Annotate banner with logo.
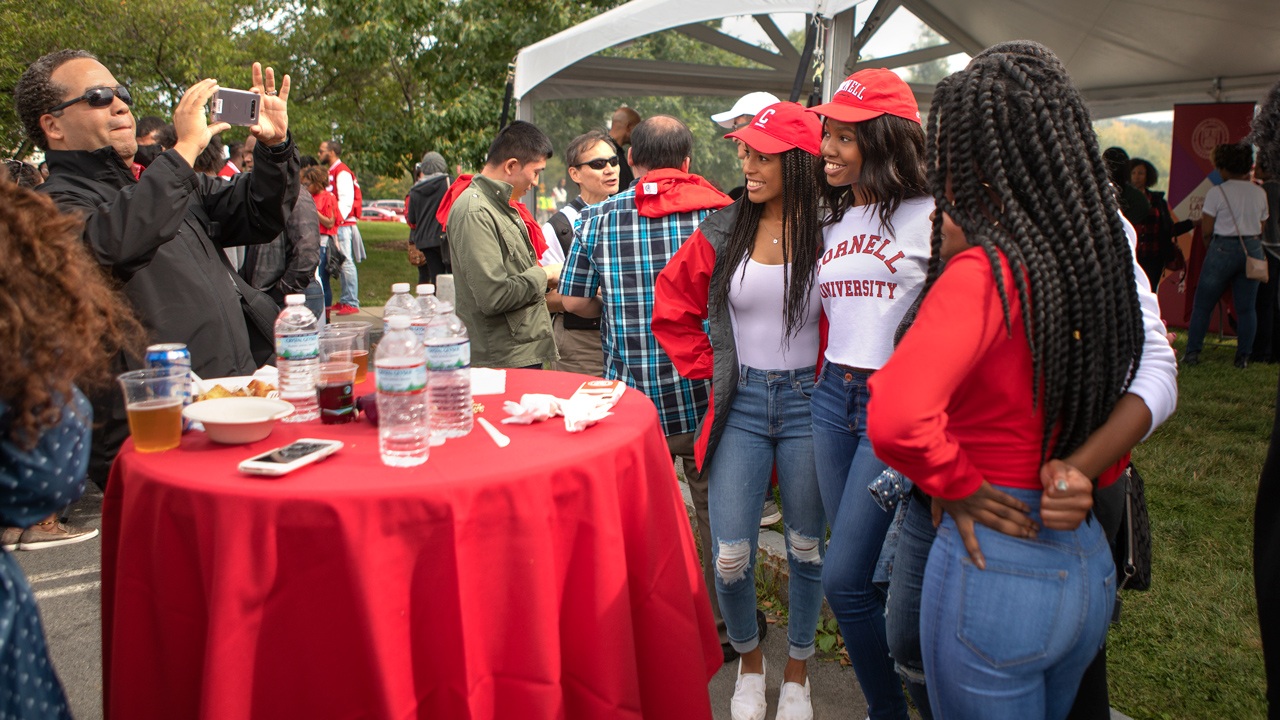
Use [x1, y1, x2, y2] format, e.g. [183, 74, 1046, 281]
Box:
[1159, 102, 1256, 328]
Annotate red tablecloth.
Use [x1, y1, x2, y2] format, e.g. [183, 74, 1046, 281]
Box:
[101, 370, 720, 719]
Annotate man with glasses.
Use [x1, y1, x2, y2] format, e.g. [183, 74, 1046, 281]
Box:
[15, 49, 299, 489]
[540, 130, 620, 376]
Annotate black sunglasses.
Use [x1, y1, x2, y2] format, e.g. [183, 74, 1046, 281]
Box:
[574, 155, 619, 171]
[47, 85, 133, 114]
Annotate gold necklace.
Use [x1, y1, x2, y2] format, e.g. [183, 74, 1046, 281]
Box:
[761, 219, 784, 245]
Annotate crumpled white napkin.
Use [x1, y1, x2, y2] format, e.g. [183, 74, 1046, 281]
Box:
[501, 393, 614, 432]
[501, 394, 562, 424]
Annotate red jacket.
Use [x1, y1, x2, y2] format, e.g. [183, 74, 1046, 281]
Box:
[652, 202, 825, 471]
[326, 160, 362, 226]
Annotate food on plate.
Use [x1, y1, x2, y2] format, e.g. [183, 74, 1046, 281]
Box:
[195, 378, 277, 402]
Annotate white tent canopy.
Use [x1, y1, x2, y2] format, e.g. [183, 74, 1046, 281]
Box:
[514, 0, 1280, 120]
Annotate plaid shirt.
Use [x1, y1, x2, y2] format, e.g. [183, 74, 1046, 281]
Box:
[561, 188, 712, 436]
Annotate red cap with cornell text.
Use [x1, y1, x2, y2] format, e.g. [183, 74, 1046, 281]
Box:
[724, 102, 822, 156]
[807, 68, 922, 124]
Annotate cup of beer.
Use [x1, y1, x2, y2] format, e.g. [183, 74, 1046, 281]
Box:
[319, 328, 356, 363]
[118, 367, 188, 452]
[315, 361, 358, 425]
[326, 322, 371, 383]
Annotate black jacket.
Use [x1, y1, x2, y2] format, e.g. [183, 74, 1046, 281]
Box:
[406, 173, 450, 250]
[41, 140, 299, 375]
[242, 189, 321, 305]
[40, 138, 299, 484]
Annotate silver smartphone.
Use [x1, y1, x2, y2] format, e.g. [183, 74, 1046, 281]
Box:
[210, 88, 260, 126]
[238, 438, 343, 477]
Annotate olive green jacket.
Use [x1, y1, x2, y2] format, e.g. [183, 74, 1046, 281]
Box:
[446, 174, 556, 368]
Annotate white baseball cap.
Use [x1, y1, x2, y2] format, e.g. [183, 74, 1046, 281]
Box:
[711, 92, 783, 129]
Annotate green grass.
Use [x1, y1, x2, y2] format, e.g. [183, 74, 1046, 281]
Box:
[1109, 334, 1273, 718]
[331, 222, 417, 307]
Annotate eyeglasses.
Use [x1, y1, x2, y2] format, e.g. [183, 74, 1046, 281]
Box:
[574, 155, 619, 171]
[47, 85, 133, 114]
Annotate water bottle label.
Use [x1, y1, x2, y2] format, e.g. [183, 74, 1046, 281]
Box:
[277, 332, 319, 360]
[376, 362, 427, 393]
[411, 324, 428, 343]
[426, 340, 470, 370]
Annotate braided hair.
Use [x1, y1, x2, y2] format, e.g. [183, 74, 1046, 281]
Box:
[710, 148, 823, 344]
[925, 40, 1144, 461]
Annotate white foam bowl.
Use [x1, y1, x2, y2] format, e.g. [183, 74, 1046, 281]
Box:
[182, 397, 295, 444]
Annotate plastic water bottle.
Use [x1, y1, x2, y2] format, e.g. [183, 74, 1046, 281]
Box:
[424, 300, 473, 440]
[413, 284, 440, 347]
[383, 283, 420, 340]
[375, 315, 430, 466]
[275, 294, 319, 422]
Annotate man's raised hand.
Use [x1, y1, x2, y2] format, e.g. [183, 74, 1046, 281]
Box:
[249, 62, 290, 146]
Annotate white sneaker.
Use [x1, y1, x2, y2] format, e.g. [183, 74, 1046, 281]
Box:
[731, 657, 767, 720]
[775, 677, 812, 720]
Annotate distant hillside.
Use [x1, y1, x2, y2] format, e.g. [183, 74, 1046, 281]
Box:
[1094, 118, 1174, 193]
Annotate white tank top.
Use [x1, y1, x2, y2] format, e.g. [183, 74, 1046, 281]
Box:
[727, 257, 821, 370]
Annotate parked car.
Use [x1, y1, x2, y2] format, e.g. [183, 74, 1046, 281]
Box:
[369, 199, 406, 215]
[360, 206, 406, 223]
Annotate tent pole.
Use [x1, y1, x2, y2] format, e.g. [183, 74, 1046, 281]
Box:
[789, 14, 818, 103]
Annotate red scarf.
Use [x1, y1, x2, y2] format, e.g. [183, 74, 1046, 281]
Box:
[436, 174, 549, 260]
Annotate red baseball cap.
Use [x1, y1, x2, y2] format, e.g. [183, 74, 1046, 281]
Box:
[808, 68, 921, 125]
[723, 102, 822, 156]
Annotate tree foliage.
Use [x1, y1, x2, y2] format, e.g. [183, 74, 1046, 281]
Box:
[2, 0, 622, 174]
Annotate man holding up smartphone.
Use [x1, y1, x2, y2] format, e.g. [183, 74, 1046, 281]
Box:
[15, 50, 301, 489]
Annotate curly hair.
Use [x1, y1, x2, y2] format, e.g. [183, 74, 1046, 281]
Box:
[1129, 158, 1158, 189]
[925, 40, 1144, 461]
[0, 178, 143, 448]
[711, 148, 824, 343]
[14, 49, 97, 150]
[1212, 142, 1253, 175]
[1249, 78, 1280, 174]
[300, 165, 328, 189]
[819, 113, 928, 235]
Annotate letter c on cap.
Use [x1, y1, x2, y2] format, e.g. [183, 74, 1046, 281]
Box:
[756, 109, 777, 127]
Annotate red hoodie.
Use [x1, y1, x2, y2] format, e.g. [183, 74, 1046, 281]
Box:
[632, 168, 732, 218]
[435, 174, 549, 260]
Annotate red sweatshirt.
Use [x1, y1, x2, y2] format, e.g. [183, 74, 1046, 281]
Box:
[867, 247, 1046, 500]
[868, 247, 1125, 499]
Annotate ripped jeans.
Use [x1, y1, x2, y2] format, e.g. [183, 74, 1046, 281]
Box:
[708, 365, 826, 660]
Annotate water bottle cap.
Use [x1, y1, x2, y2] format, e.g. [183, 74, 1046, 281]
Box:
[391, 283, 411, 293]
[284, 294, 306, 305]
[387, 315, 411, 329]
[416, 284, 435, 295]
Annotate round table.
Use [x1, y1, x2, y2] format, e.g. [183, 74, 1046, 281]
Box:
[101, 370, 720, 719]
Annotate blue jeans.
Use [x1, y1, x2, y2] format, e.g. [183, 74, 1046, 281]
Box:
[811, 362, 909, 719]
[922, 487, 1115, 720]
[709, 366, 825, 660]
[1186, 234, 1263, 358]
[885, 492, 936, 720]
[336, 225, 360, 307]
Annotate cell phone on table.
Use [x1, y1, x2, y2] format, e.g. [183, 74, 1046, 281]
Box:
[238, 439, 343, 477]
[210, 88, 260, 126]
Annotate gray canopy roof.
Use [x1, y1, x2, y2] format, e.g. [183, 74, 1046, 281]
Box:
[514, 0, 1280, 119]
